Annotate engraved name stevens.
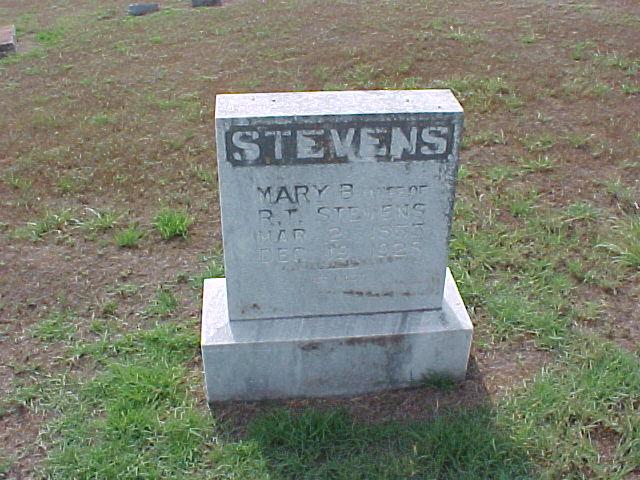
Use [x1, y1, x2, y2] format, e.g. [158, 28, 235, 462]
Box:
[225, 120, 456, 166]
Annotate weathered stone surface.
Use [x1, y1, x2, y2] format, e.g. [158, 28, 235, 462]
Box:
[192, 0, 222, 7]
[215, 90, 464, 321]
[0, 25, 17, 58]
[201, 269, 473, 401]
[127, 3, 159, 16]
[204, 90, 471, 401]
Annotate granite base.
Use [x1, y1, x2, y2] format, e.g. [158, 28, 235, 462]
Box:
[201, 268, 473, 402]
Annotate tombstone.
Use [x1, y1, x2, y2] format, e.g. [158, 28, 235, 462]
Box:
[202, 90, 473, 401]
[127, 3, 159, 16]
[192, 0, 222, 7]
[0, 25, 17, 59]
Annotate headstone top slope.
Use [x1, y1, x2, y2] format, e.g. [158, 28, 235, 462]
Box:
[215, 90, 463, 119]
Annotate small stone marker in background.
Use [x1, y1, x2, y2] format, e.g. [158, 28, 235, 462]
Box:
[0, 25, 17, 58]
[127, 3, 159, 16]
[192, 0, 222, 7]
[202, 90, 473, 401]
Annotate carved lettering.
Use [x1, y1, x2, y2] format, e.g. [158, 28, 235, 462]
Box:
[265, 130, 291, 160]
[330, 128, 356, 159]
[421, 126, 448, 155]
[297, 130, 324, 159]
[231, 131, 260, 163]
[225, 121, 455, 166]
[390, 126, 418, 160]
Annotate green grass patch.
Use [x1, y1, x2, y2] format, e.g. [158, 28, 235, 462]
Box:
[81, 208, 118, 233]
[147, 287, 179, 317]
[232, 407, 533, 479]
[434, 76, 523, 113]
[450, 206, 579, 348]
[192, 164, 215, 185]
[32, 309, 77, 343]
[0, 452, 13, 476]
[444, 27, 485, 44]
[520, 28, 540, 44]
[515, 154, 556, 173]
[56, 175, 85, 195]
[562, 202, 599, 223]
[468, 129, 507, 147]
[15, 210, 75, 240]
[115, 225, 144, 248]
[598, 216, 640, 270]
[571, 41, 594, 61]
[43, 324, 211, 479]
[15, 12, 40, 36]
[89, 113, 117, 125]
[35, 26, 66, 47]
[520, 132, 556, 152]
[594, 52, 639, 76]
[601, 178, 638, 212]
[500, 336, 640, 479]
[621, 82, 640, 95]
[154, 209, 193, 240]
[486, 165, 518, 184]
[2, 172, 32, 190]
[190, 251, 225, 289]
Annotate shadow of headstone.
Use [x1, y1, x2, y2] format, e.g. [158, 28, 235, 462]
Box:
[208, 355, 535, 478]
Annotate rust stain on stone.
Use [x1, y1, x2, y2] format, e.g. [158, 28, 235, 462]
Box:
[345, 334, 404, 347]
[300, 341, 321, 351]
[343, 290, 415, 298]
[240, 303, 261, 314]
[343, 290, 394, 297]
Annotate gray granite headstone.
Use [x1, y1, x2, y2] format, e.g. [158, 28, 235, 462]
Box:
[192, 0, 222, 7]
[0, 25, 17, 58]
[216, 90, 463, 321]
[127, 3, 159, 16]
[202, 90, 473, 401]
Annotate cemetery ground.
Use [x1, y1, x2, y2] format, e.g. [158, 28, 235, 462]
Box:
[0, 0, 638, 478]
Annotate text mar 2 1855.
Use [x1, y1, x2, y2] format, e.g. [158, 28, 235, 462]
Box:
[224, 120, 456, 166]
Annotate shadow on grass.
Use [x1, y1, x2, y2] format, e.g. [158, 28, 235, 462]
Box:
[209, 358, 535, 479]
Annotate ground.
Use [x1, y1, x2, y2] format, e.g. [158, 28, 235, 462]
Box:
[0, 0, 638, 479]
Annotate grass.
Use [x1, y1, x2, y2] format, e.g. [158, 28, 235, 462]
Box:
[89, 113, 116, 125]
[115, 225, 144, 248]
[572, 41, 594, 61]
[520, 28, 539, 45]
[516, 154, 555, 173]
[434, 76, 523, 113]
[110, 282, 141, 298]
[601, 178, 638, 211]
[192, 164, 215, 185]
[562, 202, 599, 223]
[15, 210, 75, 240]
[0, 452, 12, 477]
[501, 336, 640, 479]
[81, 208, 118, 233]
[235, 407, 532, 479]
[35, 27, 66, 47]
[444, 27, 485, 45]
[520, 132, 556, 152]
[3, 173, 32, 191]
[190, 251, 225, 289]
[598, 216, 640, 270]
[147, 287, 179, 317]
[565, 132, 592, 149]
[32, 309, 77, 342]
[42, 324, 211, 479]
[154, 209, 193, 240]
